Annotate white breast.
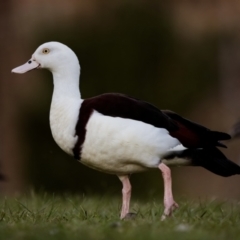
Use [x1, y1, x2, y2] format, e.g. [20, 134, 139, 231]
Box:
[50, 97, 83, 155]
[80, 111, 181, 174]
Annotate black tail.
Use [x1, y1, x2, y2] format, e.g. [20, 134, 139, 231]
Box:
[191, 147, 240, 177]
[166, 147, 240, 177]
[209, 131, 231, 147]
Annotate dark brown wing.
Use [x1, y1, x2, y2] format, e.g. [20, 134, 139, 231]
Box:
[80, 93, 178, 130]
[73, 93, 230, 159]
[73, 93, 178, 159]
[162, 110, 231, 148]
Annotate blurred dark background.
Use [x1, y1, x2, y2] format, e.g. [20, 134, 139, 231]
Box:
[1, 0, 240, 200]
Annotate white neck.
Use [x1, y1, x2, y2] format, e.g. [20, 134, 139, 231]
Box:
[49, 64, 83, 155]
[51, 64, 81, 99]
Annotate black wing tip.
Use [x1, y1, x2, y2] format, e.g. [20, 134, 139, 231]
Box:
[212, 131, 231, 141]
[211, 131, 231, 148]
[190, 147, 240, 177]
[216, 142, 227, 148]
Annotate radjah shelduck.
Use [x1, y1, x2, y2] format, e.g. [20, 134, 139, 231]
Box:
[12, 42, 240, 220]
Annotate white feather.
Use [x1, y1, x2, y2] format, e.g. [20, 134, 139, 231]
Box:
[80, 111, 181, 174]
[50, 97, 82, 155]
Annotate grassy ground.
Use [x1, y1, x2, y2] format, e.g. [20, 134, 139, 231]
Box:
[0, 193, 240, 240]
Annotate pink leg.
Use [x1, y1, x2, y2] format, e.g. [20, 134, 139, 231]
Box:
[118, 175, 132, 219]
[158, 163, 178, 220]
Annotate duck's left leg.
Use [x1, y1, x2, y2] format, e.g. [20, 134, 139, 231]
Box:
[118, 175, 132, 219]
[158, 162, 179, 220]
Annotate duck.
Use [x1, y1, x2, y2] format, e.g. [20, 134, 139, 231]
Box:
[12, 42, 240, 220]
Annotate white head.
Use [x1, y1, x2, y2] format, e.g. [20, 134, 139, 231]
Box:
[12, 42, 80, 77]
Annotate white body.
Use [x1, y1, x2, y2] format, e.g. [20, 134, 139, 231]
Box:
[81, 110, 181, 174]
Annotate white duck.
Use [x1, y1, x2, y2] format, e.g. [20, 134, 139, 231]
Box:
[12, 42, 240, 220]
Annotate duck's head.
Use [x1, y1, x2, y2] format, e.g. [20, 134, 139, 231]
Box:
[12, 42, 80, 75]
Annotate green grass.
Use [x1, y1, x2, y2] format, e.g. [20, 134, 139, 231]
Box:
[0, 193, 240, 240]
